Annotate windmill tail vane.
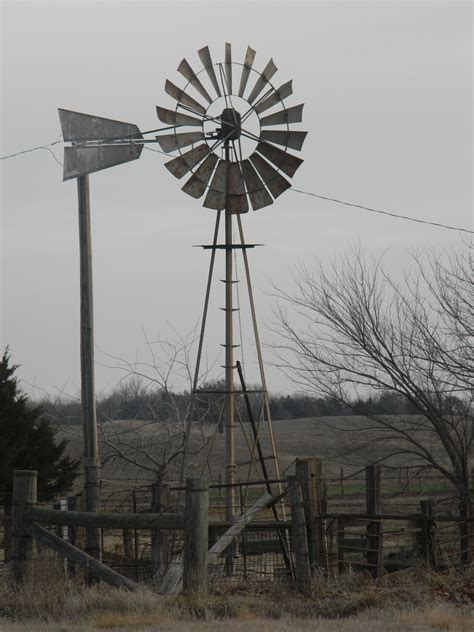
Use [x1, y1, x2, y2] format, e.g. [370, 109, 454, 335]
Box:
[58, 43, 307, 202]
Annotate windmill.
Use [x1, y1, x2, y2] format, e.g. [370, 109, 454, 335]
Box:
[155, 43, 307, 531]
[58, 43, 307, 569]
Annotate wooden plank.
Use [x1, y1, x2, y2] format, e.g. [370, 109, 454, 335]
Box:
[27, 507, 184, 530]
[30, 522, 139, 591]
[160, 491, 275, 595]
[183, 477, 209, 597]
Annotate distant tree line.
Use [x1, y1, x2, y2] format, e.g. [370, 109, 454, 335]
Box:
[37, 378, 431, 425]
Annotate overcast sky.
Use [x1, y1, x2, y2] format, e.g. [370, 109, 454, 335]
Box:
[1, 0, 472, 400]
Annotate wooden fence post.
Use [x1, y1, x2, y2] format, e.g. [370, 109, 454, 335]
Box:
[366, 465, 382, 577]
[9, 470, 37, 588]
[151, 481, 171, 580]
[183, 477, 209, 598]
[67, 496, 77, 576]
[295, 457, 327, 574]
[287, 476, 311, 594]
[418, 499, 436, 569]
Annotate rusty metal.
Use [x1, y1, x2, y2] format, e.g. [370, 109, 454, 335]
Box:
[63, 144, 143, 181]
[164, 144, 209, 178]
[228, 163, 249, 214]
[58, 109, 142, 143]
[249, 153, 291, 199]
[254, 80, 293, 114]
[156, 131, 204, 153]
[238, 46, 256, 97]
[165, 80, 206, 115]
[260, 104, 304, 126]
[177, 58, 212, 104]
[156, 106, 202, 127]
[181, 153, 219, 198]
[203, 160, 228, 209]
[256, 142, 303, 177]
[260, 130, 308, 151]
[241, 159, 273, 211]
[224, 43, 232, 94]
[248, 58, 278, 104]
[198, 46, 222, 98]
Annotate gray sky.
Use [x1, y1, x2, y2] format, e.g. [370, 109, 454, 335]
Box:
[1, 0, 472, 399]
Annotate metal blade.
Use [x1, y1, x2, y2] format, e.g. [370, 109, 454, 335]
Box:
[238, 46, 256, 97]
[249, 153, 291, 199]
[198, 46, 222, 97]
[156, 131, 204, 153]
[58, 109, 142, 143]
[182, 153, 219, 198]
[165, 80, 206, 115]
[228, 162, 249, 214]
[254, 80, 293, 114]
[256, 142, 303, 178]
[224, 42, 232, 94]
[156, 106, 203, 127]
[63, 144, 143, 181]
[260, 104, 304, 127]
[247, 59, 277, 104]
[203, 160, 228, 210]
[260, 130, 308, 151]
[177, 58, 212, 104]
[164, 144, 209, 179]
[241, 159, 273, 210]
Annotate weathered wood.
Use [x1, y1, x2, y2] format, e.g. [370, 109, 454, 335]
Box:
[27, 507, 184, 530]
[183, 477, 209, 597]
[9, 470, 37, 588]
[78, 174, 101, 565]
[366, 465, 382, 576]
[67, 496, 77, 576]
[295, 457, 327, 573]
[418, 500, 437, 569]
[160, 491, 276, 595]
[30, 522, 139, 591]
[151, 482, 171, 579]
[287, 476, 311, 594]
[337, 520, 345, 574]
[122, 529, 134, 560]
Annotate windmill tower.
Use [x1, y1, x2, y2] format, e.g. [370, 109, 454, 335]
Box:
[155, 43, 308, 526]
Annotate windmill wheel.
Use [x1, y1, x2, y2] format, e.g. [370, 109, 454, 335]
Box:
[156, 43, 308, 213]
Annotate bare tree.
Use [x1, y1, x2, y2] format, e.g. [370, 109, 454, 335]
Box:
[274, 242, 473, 559]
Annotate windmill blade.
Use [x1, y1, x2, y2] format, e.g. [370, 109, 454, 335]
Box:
[58, 109, 142, 143]
[203, 160, 228, 210]
[156, 106, 203, 127]
[247, 59, 278, 104]
[164, 144, 209, 179]
[241, 159, 273, 211]
[249, 153, 291, 199]
[238, 46, 256, 98]
[63, 144, 143, 181]
[254, 80, 293, 114]
[198, 46, 222, 97]
[182, 153, 219, 199]
[260, 104, 304, 127]
[228, 162, 249, 214]
[256, 142, 303, 178]
[224, 42, 232, 94]
[177, 58, 212, 104]
[165, 80, 206, 115]
[260, 130, 308, 151]
[156, 131, 204, 153]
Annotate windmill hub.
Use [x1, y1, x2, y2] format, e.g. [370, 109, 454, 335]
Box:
[219, 108, 241, 142]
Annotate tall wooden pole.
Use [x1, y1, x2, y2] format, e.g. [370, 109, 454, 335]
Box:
[224, 143, 236, 575]
[77, 174, 101, 562]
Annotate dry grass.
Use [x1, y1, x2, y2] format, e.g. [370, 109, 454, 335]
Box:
[0, 565, 472, 631]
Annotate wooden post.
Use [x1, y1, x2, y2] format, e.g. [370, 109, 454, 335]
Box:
[418, 499, 436, 569]
[132, 491, 140, 580]
[295, 457, 326, 574]
[337, 518, 345, 574]
[183, 477, 209, 598]
[78, 174, 101, 565]
[340, 467, 344, 495]
[122, 529, 134, 561]
[366, 465, 382, 577]
[151, 482, 171, 580]
[9, 470, 37, 588]
[67, 496, 77, 576]
[287, 476, 311, 594]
